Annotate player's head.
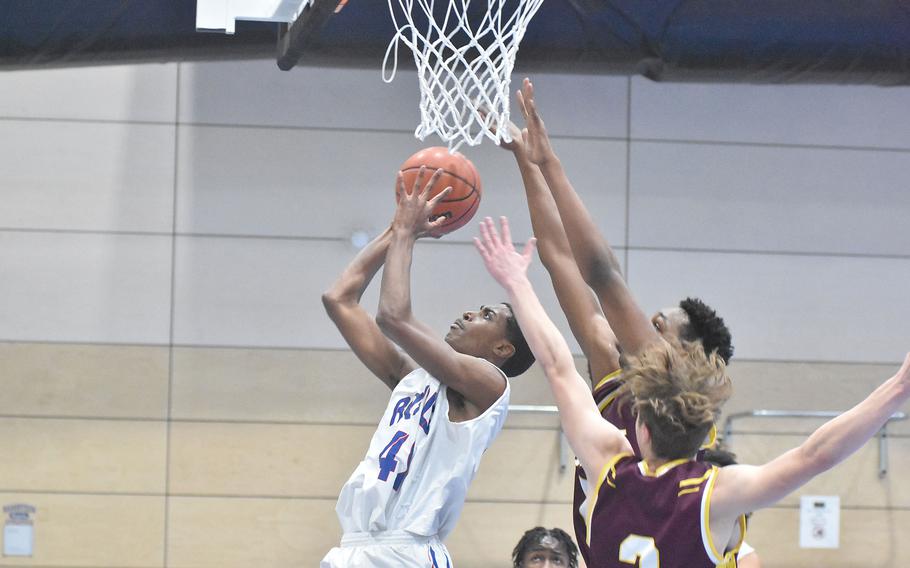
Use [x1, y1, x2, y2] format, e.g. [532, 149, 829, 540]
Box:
[650, 297, 734, 364]
[512, 526, 578, 568]
[445, 302, 534, 377]
[622, 339, 732, 460]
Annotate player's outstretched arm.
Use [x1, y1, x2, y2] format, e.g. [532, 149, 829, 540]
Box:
[516, 78, 660, 355]
[322, 228, 416, 390]
[474, 216, 632, 478]
[376, 168, 508, 414]
[500, 119, 620, 381]
[712, 353, 910, 526]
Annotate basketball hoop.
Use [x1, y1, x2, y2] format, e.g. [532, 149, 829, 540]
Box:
[383, 0, 545, 150]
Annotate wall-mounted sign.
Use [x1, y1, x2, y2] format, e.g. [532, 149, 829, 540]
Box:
[3, 503, 35, 557]
[799, 495, 840, 549]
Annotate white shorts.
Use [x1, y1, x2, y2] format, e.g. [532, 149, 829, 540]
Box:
[321, 531, 452, 568]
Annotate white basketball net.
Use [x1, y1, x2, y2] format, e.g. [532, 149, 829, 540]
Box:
[384, 0, 546, 150]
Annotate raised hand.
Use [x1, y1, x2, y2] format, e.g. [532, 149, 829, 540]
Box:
[477, 103, 526, 154]
[392, 166, 452, 238]
[474, 216, 537, 289]
[516, 77, 557, 166]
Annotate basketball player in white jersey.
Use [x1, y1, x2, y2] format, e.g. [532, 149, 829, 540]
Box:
[320, 168, 535, 567]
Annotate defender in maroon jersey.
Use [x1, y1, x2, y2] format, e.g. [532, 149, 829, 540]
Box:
[586, 455, 742, 567]
[497, 79, 733, 567]
[476, 215, 910, 568]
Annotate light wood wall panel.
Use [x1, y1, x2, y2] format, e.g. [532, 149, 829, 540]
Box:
[746, 506, 910, 568]
[168, 422, 371, 498]
[729, 434, 910, 509]
[167, 497, 339, 568]
[0, 342, 169, 419]
[0, 492, 165, 567]
[447, 502, 578, 567]
[167, 497, 577, 568]
[168, 422, 574, 503]
[0, 418, 166, 493]
[724, 360, 909, 435]
[170, 346, 563, 428]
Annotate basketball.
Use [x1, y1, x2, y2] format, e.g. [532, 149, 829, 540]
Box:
[396, 146, 482, 236]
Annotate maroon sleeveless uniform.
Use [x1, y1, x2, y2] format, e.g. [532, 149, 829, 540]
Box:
[573, 372, 718, 566]
[573, 371, 637, 565]
[585, 455, 743, 567]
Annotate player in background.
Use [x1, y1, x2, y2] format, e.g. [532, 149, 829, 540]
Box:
[512, 527, 579, 568]
[474, 215, 910, 567]
[320, 169, 534, 567]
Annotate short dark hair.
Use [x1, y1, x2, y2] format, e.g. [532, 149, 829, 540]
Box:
[500, 302, 535, 377]
[678, 297, 734, 364]
[702, 447, 738, 468]
[512, 527, 578, 568]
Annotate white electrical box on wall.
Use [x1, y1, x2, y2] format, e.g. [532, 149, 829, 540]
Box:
[3, 524, 33, 557]
[799, 495, 840, 549]
[2, 504, 36, 557]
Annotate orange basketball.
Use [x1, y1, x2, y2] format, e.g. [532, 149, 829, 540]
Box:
[396, 146, 482, 236]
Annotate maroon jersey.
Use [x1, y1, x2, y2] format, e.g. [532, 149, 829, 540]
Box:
[573, 371, 719, 566]
[585, 455, 743, 567]
[573, 370, 637, 565]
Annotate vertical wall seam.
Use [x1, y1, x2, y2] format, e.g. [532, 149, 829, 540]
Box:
[623, 76, 632, 278]
[163, 61, 182, 568]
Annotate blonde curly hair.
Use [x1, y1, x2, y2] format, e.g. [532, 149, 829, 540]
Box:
[619, 339, 732, 459]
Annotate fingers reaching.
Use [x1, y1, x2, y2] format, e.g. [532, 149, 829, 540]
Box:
[521, 237, 537, 261]
[474, 215, 536, 287]
[427, 185, 452, 209]
[473, 236, 491, 260]
[478, 216, 495, 249]
[410, 165, 427, 196]
[421, 169, 444, 200]
[498, 216, 512, 249]
[516, 89, 529, 122]
[484, 216, 504, 249]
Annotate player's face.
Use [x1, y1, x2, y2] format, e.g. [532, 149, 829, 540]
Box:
[445, 303, 512, 355]
[518, 536, 570, 567]
[650, 307, 689, 339]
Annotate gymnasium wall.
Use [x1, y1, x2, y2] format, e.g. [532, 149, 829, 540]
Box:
[0, 60, 908, 567]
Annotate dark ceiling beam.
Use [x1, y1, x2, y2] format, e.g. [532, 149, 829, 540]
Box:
[276, 0, 343, 71]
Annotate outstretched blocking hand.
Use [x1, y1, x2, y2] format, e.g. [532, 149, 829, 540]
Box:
[477, 103, 526, 154]
[474, 216, 537, 289]
[393, 166, 452, 238]
[516, 77, 557, 166]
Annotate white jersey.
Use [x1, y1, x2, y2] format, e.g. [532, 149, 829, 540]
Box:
[334, 365, 510, 540]
[737, 541, 755, 558]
